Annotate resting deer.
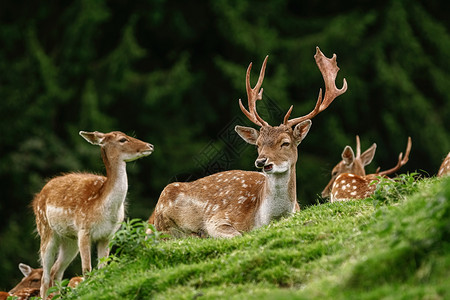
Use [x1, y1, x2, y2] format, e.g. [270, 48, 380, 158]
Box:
[6, 263, 83, 296]
[32, 131, 153, 298]
[152, 47, 347, 238]
[322, 136, 411, 202]
[9, 263, 42, 294]
[437, 152, 450, 177]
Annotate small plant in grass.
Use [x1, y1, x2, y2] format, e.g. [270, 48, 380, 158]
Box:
[45, 278, 72, 300]
[370, 172, 421, 206]
[108, 218, 164, 259]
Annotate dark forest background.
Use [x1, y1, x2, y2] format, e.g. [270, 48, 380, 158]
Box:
[1, 0, 449, 289]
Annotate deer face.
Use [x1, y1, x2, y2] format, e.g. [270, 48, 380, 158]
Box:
[80, 131, 154, 162]
[236, 120, 311, 174]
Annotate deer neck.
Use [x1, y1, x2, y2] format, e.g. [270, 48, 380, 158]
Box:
[101, 148, 128, 213]
[255, 164, 297, 228]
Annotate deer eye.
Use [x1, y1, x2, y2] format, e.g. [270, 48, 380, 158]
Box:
[281, 142, 290, 148]
[332, 171, 338, 177]
[119, 138, 128, 143]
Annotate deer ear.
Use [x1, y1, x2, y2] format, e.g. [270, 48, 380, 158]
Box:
[360, 143, 377, 166]
[293, 120, 312, 145]
[79, 131, 105, 145]
[19, 263, 32, 277]
[341, 146, 355, 166]
[235, 126, 259, 145]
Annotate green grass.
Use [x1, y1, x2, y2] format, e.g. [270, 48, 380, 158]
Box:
[64, 175, 450, 300]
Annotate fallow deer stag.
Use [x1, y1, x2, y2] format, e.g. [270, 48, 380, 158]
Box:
[322, 136, 411, 202]
[33, 131, 153, 298]
[152, 47, 347, 238]
[437, 152, 450, 177]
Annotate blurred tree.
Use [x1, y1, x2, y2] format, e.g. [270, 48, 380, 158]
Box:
[0, 0, 448, 289]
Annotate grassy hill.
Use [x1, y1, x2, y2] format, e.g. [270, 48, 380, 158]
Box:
[62, 175, 450, 300]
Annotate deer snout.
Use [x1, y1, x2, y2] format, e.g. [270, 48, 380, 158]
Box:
[255, 158, 267, 168]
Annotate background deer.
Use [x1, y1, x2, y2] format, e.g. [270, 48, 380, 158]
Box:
[322, 136, 411, 202]
[9, 263, 42, 294]
[6, 263, 83, 296]
[152, 47, 347, 238]
[437, 152, 450, 177]
[33, 131, 153, 298]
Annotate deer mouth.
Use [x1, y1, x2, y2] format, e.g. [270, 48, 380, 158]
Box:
[263, 164, 274, 172]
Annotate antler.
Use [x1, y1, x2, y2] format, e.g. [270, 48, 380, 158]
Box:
[284, 47, 348, 127]
[376, 137, 412, 176]
[239, 56, 269, 127]
[356, 135, 361, 158]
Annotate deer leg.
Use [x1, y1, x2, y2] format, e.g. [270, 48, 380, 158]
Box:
[78, 229, 92, 275]
[40, 235, 58, 299]
[51, 238, 79, 283]
[96, 239, 110, 269]
[205, 218, 241, 238]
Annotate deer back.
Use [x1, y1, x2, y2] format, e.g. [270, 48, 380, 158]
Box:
[330, 173, 378, 202]
[437, 152, 450, 177]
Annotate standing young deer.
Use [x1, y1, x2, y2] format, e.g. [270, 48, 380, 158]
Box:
[437, 152, 450, 177]
[322, 136, 411, 202]
[33, 131, 153, 298]
[152, 47, 347, 238]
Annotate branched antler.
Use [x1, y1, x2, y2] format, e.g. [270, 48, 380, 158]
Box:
[376, 137, 412, 176]
[284, 47, 348, 127]
[239, 56, 269, 127]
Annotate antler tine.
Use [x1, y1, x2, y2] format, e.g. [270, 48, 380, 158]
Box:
[238, 56, 269, 127]
[286, 47, 347, 128]
[356, 135, 361, 158]
[376, 137, 412, 176]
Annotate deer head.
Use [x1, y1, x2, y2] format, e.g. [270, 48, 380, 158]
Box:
[9, 263, 43, 294]
[236, 47, 348, 176]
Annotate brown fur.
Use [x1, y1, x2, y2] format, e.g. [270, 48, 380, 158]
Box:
[437, 152, 450, 177]
[152, 48, 347, 238]
[33, 131, 153, 298]
[323, 136, 411, 202]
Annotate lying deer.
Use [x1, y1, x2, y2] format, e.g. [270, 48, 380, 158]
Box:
[437, 152, 450, 177]
[2, 263, 82, 300]
[322, 135, 411, 202]
[9, 263, 42, 294]
[152, 47, 347, 238]
[33, 131, 153, 298]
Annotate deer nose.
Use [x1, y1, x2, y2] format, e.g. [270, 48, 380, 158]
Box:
[255, 158, 267, 168]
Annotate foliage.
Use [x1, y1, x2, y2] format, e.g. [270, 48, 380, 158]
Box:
[1, 0, 449, 288]
[370, 172, 422, 206]
[107, 218, 164, 259]
[60, 176, 450, 299]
